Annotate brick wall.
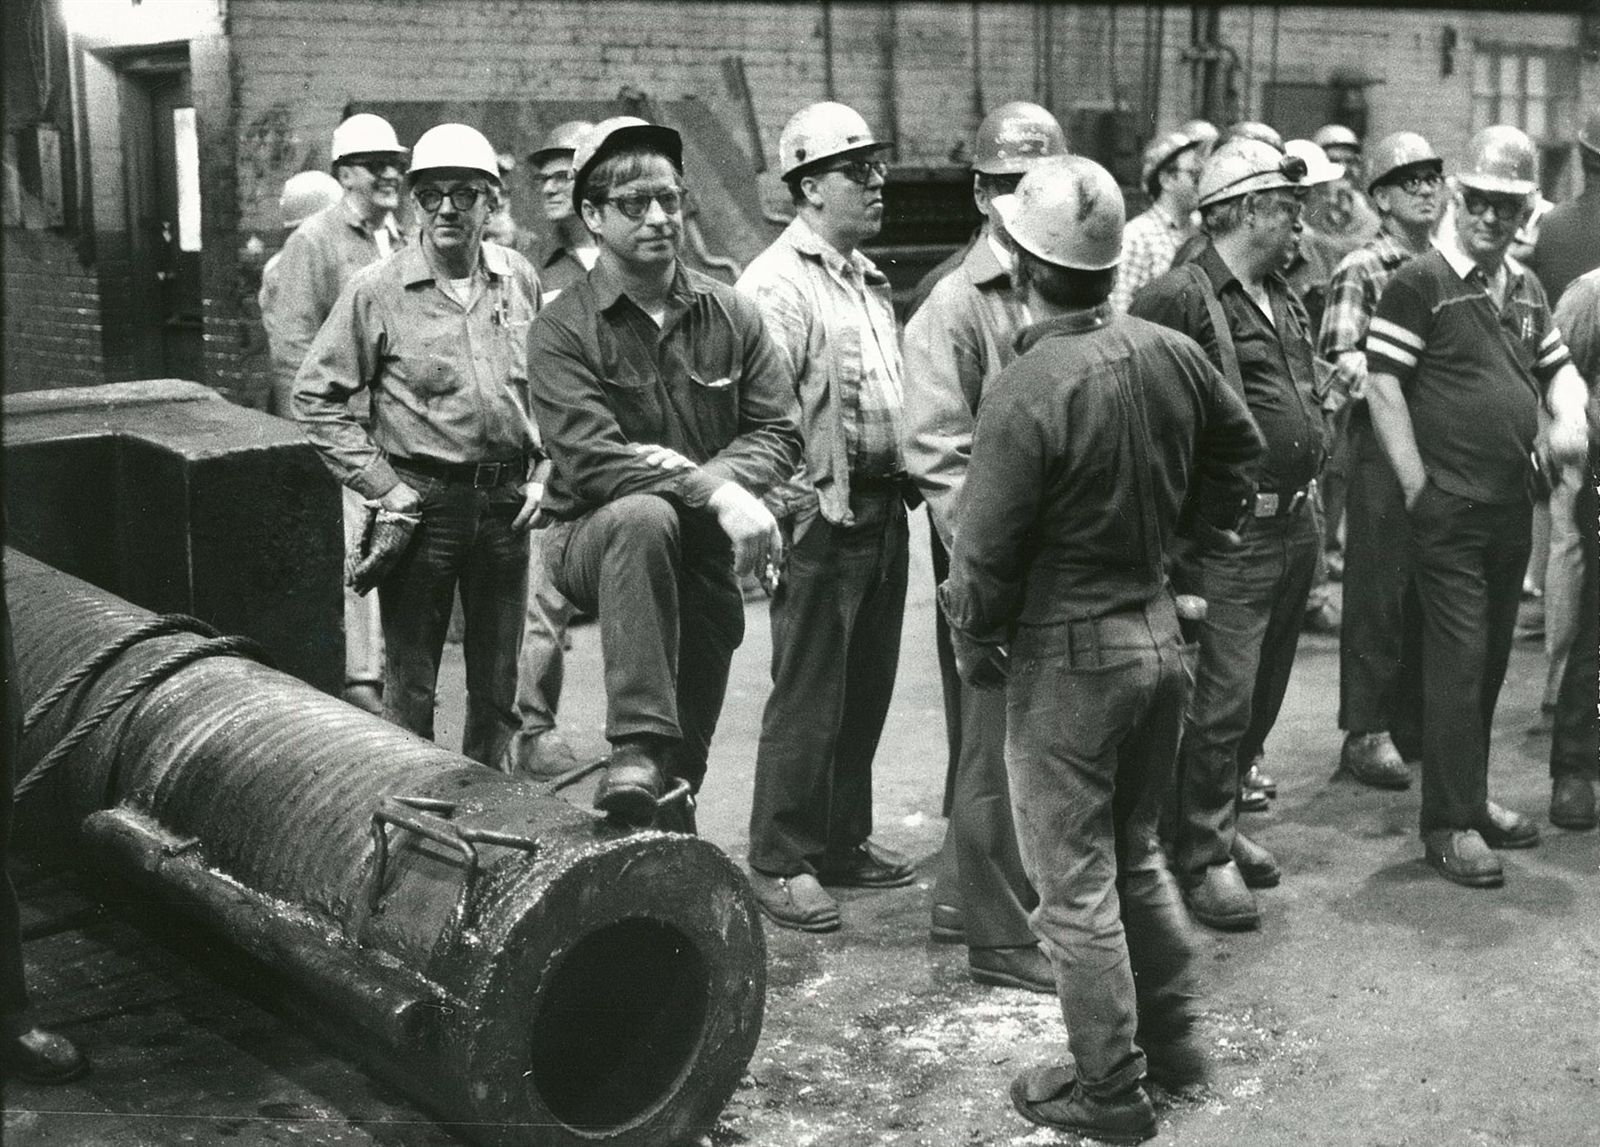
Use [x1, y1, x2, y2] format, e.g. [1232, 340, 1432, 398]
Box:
[2, 230, 105, 392]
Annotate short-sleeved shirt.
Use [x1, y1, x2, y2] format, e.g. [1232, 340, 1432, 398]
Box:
[1129, 242, 1326, 493]
[1365, 238, 1573, 505]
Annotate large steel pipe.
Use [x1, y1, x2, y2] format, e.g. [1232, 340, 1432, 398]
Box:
[6, 550, 765, 1146]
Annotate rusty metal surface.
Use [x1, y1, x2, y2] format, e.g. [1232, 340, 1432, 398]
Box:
[6, 550, 766, 1146]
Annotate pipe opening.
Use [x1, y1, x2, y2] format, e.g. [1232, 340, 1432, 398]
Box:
[528, 918, 710, 1132]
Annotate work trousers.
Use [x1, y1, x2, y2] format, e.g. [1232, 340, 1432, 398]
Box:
[378, 468, 528, 768]
[1006, 596, 1201, 1099]
[503, 529, 578, 771]
[1408, 486, 1530, 834]
[1338, 412, 1424, 752]
[1550, 470, 1598, 782]
[747, 491, 908, 877]
[939, 676, 1037, 948]
[928, 518, 963, 814]
[343, 487, 385, 689]
[1170, 504, 1320, 882]
[1, 576, 30, 1018]
[543, 494, 743, 792]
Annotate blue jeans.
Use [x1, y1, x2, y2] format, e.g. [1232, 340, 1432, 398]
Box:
[1170, 505, 1320, 882]
[1005, 596, 1201, 1098]
[378, 467, 528, 767]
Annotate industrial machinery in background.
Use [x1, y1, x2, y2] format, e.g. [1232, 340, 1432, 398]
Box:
[4, 384, 767, 1146]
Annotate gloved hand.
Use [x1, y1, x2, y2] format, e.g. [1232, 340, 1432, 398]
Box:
[346, 503, 422, 596]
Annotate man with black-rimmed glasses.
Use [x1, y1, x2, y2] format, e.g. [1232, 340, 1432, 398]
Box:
[294, 123, 543, 768]
[527, 117, 801, 831]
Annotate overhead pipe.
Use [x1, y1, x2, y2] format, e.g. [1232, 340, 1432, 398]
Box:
[7, 551, 766, 1147]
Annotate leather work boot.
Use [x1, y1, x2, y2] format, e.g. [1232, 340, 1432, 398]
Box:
[0, 1025, 89, 1085]
[1476, 801, 1540, 849]
[930, 901, 966, 944]
[592, 744, 663, 827]
[1241, 754, 1277, 798]
[817, 839, 916, 889]
[748, 871, 840, 933]
[1341, 732, 1411, 790]
[968, 945, 1055, 994]
[1010, 1062, 1156, 1144]
[1230, 832, 1281, 888]
[516, 729, 581, 779]
[1142, 1029, 1212, 1092]
[1550, 775, 1598, 831]
[1182, 861, 1259, 930]
[1423, 829, 1503, 888]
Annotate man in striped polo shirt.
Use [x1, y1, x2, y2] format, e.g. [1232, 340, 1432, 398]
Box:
[1364, 126, 1590, 888]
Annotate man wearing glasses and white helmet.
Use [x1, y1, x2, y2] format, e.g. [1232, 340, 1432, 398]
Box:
[738, 102, 918, 934]
[293, 123, 544, 769]
[528, 117, 801, 832]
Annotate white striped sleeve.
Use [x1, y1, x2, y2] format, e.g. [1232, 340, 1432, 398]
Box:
[1366, 315, 1424, 374]
[1535, 324, 1572, 379]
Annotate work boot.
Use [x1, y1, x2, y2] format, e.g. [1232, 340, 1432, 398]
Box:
[1550, 775, 1598, 831]
[748, 871, 840, 933]
[516, 728, 581, 779]
[930, 901, 966, 944]
[593, 743, 663, 827]
[1230, 832, 1280, 888]
[1142, 1029, 1212, 1092]
[1476, 801, 1540, 849]
[1182, 861, 1259, 931]
[341, 682, 384, 716]
[1423, 829, 1503, 888]
[1241, 754, 1277, 798]
[0, 1025, 89, 1085]
[1010, 1063, 1156, 1144]
[968, 945, 1055, 994]
[817, 840, 915, 889]
[1340, 732, 1411, 790]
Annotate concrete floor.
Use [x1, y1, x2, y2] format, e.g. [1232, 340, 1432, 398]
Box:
[6, 509, 1598, 1145]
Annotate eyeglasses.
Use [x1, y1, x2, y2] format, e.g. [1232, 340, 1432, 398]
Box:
[600, 188, 686, 219]
[1383, 168, 1444, 196]
[352, 157, 406, 177]
[414, 185, 488, 213]
[536, 169, 574, 187]
[815, 158, 890, 186]
[1461, 189, 1526, 218]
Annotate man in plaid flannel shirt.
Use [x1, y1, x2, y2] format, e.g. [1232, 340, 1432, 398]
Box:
[738, 102, 919, 933]
[1316, 131, 1445, 792]
[1108, 128, 1204, 315]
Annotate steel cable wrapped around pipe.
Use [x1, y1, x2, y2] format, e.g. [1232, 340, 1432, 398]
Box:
[5, 549, 766, 1146]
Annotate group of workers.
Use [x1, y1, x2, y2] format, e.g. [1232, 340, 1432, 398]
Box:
[3, 88, 1597, 1147]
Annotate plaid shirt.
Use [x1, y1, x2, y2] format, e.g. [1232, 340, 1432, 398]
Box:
[1316, 230, 1418, 368]
[1109, 201, 1193, 315]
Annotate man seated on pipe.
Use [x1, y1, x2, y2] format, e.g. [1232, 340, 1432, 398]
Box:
[527, 117, 803, 832]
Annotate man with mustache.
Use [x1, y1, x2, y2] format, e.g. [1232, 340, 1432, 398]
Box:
[263, 113, 409, 716]
[294, 123, 543, 769]
[1365, 126, 1590, 886]
[739, 102, 916, 933]
[528, 117, 801, 830]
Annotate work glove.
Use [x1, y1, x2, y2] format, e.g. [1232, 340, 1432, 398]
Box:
[346, 503, 421, 596]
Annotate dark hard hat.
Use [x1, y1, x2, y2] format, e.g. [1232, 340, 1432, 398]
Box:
[528, 120, 594, 166]
[570, 116, 684, 211]
[972, 101, 1069, 174]
[1366, 131, 1442, 193]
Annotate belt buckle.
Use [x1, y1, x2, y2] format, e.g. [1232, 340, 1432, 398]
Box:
[472, 462, 502, 488]
[1285, 488, 1308, 516]
[1254, 491, 1280, 518]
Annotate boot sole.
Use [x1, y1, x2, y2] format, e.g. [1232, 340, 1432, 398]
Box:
[593, 784, 658, 826]
[930, 924, 966, 944]
[1426, 855, 1504, 888]
[1342, 765, 1412, 791]
[969, 966, 1055, 994]
[755, 901, 841, 934]
[1550, 812, 1598, 831]
[1009, 1082, 1155, 1144]
[1185, 904, 1260, 931]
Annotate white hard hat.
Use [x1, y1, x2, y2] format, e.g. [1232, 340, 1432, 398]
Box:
[1312, 123, 1361, 152]
[330, 113, 407, 163]
[991, 154, 1125, 271]
[279, 171, 343, 227]
[408, 123, 501, 182]
[569, 116, 684, 210]
[1283, 139, 1345, 186]
[1198, 139, 1307, 208]
[778, 102, 888, 179]
[1456, 125, 1539, 197]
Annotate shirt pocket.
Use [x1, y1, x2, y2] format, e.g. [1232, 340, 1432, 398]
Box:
[685, 365, 740, 446]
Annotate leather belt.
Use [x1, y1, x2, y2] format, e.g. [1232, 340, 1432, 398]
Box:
[850, 471, 910, 493]
[391, 454, 527, 488]
[1253, 479, 1315, 519]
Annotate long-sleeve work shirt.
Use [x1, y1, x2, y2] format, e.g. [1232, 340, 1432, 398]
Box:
[292, 241, 541, 499]
[528, 258, 802, 523]
[940, 310, 1263, 644]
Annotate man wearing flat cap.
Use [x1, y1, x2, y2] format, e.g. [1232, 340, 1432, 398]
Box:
[528, 117, 802, 831]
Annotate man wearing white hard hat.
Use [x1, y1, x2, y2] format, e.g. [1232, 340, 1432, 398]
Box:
[942, 154, 1261, 1141]
[902, 99, 1067, 985]
[258, 171, 343, 353]
[1364, 125, 1590, 887]
[262, 114, 410, 717]
[738, 101, 915, 933]
[1131, 138, 1327, 932]
[528, 117, 800, 831]
[1108, 126, 1205, 314]
[1317, 130, 1446, 793]
[1310, 122, 1381, 253]
[294, 122, 544, 769]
